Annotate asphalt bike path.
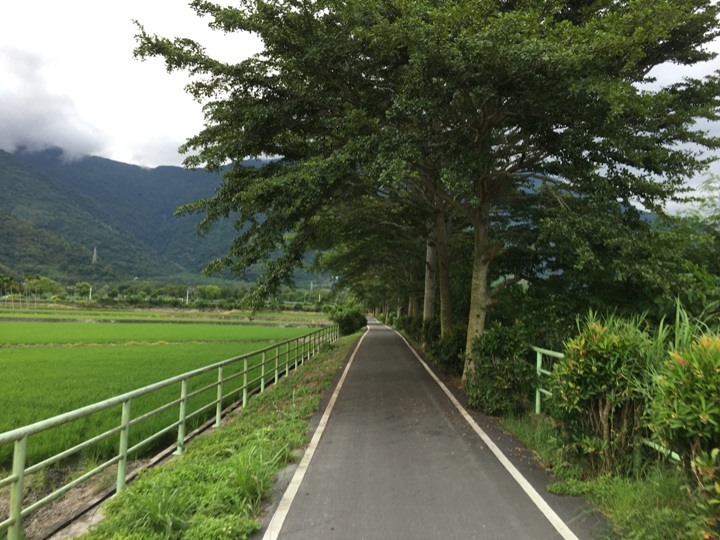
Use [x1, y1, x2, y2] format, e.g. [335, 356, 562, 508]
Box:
[259, 320, 604, 539]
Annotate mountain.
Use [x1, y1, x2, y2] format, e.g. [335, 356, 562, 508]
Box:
[14, 148, 255, 273]
[1, 148, 318, 285]
[0, 149, 181, 281]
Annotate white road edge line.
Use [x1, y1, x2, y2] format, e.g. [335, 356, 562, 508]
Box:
[262, 328, 371, 540]
[393, 329, 580, 540]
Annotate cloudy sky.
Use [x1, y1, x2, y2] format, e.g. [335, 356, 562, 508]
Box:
[1, 2, 719, 173]
[0, 1, 261, 167]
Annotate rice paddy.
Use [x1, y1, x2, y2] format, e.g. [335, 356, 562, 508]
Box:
[0, 306, 326, 468]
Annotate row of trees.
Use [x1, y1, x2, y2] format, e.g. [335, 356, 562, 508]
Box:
[136, 0, 720, 380]
[0, 274, 334, 311]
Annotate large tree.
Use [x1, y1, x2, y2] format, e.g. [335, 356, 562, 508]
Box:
[136, 0, 720, 380]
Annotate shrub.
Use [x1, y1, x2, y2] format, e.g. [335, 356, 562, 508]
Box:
[394, 316, 422, 342]
[421, 317, 440, 347]
[465, 322, 534, 415]
[648, 334, 720, 469]
[692, 448, 720, 539]
[426, 326, 466, 374]
[549, 313, 655, 475]
[330, 308, 367, 335]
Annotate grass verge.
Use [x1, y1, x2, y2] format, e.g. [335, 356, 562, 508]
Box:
[501, 414, 702, 539]
[77, 333, 359, 540]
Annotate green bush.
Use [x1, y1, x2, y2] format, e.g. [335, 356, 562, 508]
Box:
[330, 308, 367, 335]
[427, 326, 466, 374]
[394, 315, 422, 342]
[648, 334, 720, 468]
[421, 317, 440, 346]
[692, 448, 720, 538]
[549, 313, 655, 475]
[465, 322, 534, 415]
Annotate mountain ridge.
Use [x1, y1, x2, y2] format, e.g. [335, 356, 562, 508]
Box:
[0, 148, 249, 282]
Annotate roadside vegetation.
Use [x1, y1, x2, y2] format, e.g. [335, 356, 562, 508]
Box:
[77, 334, 358, 540]
[395, 305, 720, 539]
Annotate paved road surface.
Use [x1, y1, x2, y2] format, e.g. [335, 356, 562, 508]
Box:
[260, 321, 604, 539]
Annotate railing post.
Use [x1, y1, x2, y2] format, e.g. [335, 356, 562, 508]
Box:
[286, 340, 292, 376]
[243, 357, 248, 407]
[175, 378, 188, 455]
[8, 435, 27, 540]
[261, 351, 266, 392]
[275, 345, 280, 384]
[116, 400, 131, 494]
[535, 350, 542, 415]
[216, 366, 224, 427]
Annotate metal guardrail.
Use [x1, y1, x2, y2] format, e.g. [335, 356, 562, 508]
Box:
[0, 325, 339, 540]
[531, 345, 564, 414]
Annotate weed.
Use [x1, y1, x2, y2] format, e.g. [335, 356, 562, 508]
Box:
[79, 335, 356, 540]
[503, 413, 704, 539]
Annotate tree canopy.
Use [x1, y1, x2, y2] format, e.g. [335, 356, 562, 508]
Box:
[136, 0, 720, 377]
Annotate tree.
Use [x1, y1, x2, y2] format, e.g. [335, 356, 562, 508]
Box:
[313, 194, 427, 318]
[363, 1, 720, 382]
[136, 0, 720, 381]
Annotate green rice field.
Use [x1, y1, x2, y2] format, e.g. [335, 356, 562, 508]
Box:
[0, 304, 328, 325]
[0, 308, 327, 468]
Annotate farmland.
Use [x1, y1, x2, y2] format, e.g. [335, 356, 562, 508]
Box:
[0, 306, 327, 467]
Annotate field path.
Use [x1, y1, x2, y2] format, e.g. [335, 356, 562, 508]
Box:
[256, 320, 606, 539]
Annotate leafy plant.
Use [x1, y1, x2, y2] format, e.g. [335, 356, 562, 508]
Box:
[504, 413, 705, 539]
[549, 313, 656, 475]
[330, 307, 366, 335]
[426, 326, 466, 374]
[394, 316, 423, 342]
[465, 322, 534, 415]
[648, 334, 720, 470]
[691, 448, 720, 539]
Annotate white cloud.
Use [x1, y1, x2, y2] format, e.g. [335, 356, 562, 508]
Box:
[0, 47, 107, 160]
[0, 1, 261, 167]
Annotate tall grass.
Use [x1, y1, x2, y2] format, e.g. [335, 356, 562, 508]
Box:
[78, 335, 357, 540]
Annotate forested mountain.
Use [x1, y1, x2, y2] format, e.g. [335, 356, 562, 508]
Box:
[0, 148, 264, 282]
[0, 149, 182, 281]
[14, 148, 258, 273]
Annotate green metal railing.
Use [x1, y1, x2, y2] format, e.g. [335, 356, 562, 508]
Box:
[0, 325, 339, 540]
[531, 345, 564, 414]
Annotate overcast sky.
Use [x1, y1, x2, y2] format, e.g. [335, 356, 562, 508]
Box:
[0, 2, 719, 175]
[0, 1, 261, 167]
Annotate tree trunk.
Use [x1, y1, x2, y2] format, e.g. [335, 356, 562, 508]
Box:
[408, 295, 419, 318]
[435, 212, 453, 338]
[463, 202, 493, 383]
[422, 236, 437, 321]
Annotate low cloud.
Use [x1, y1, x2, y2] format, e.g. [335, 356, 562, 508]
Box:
[0, 47, 107, 161]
